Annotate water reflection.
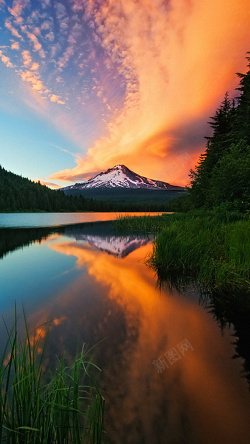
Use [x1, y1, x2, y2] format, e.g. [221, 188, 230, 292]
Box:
[0, 221, 151, 259]
[205, 295, 250, 387]
[1, 225, 250, 443]
[27, 231, 250, 443]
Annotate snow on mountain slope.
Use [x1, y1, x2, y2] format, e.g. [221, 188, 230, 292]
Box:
[62, 165, 184, 191]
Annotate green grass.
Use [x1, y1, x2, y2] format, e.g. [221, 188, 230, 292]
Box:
[116, 210, 250, 296]
[0, 310, 105, 443]
[115, 213, 173, 234]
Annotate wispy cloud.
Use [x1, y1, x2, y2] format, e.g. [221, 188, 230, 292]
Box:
[5, 19, 23, 39]
[41, 0, 50, 9]
[49, 0, 250, 185]
[58, 45, 75, 69]
[22, 50, 39, 70]
[49, 143, 78, 159]
[54, 2, 67, 20]
[41, 20, 53, 32]
[8, 0, 30, 19]
[45, 31, 54, 42]
[0, 50, 14, 68]
[11, 41, 20, 50]
[27, 32, 46, 58]
[49, 94, 65, 105]
[2, 0, 250, 186]
[22, 49, 32, 66]
[37, 179, 61, 189]
[20, 70, 47, 93]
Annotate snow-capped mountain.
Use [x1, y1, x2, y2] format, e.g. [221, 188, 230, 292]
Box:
[62, 164, 184, 191]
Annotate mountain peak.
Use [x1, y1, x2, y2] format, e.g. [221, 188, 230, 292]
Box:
[62, 164, 184, 191]
[108, 164, 128, 172]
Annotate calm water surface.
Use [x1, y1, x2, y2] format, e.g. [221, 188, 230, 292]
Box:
[0, 215, 250, 443]
[0, 212, 165, 228]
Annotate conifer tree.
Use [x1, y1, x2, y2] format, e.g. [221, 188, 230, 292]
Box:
[189, 54, 250, 211]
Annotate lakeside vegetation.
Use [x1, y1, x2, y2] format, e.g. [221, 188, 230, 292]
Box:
[0, 166, 114, 213]
[0, 311, 105, 443]
[116, 210, 249, 295]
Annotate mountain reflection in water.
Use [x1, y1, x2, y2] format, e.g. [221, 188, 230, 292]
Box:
[1, 223, 250, 444]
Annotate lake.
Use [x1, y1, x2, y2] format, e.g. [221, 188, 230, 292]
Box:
[0, 213, 250, 443]
[0, 212, 167, 228]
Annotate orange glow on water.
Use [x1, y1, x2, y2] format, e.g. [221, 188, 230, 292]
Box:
[42, 237, 250, 442]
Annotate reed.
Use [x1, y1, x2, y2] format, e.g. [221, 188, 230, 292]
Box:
[115, 214, 172, 233]
[0, 310, 105, 443]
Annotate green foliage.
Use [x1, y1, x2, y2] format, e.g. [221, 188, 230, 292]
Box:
[115, 214, 173, 234]
[0, 166, 89, 213]
[207, 140, 250, 209]
[0, 310, 105, 443]
[188, 54, 250, 211]
[148, 211, 250, 296]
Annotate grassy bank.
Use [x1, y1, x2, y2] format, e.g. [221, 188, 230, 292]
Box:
[0, 312, 105, 443]
[116, 211, 250, 297]
[115, 214, 172, 233]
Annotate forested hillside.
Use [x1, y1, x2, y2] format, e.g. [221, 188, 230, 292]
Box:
[187, 54, 250, 212]
[0, 166, 106, 212]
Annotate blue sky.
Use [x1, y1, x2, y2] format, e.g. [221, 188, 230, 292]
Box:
[1, 0, 250, 187]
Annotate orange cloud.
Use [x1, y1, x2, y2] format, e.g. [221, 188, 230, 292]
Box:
[48, 0, 250, 186]
[16, 51, 65, 106]
[49, 94, 65, 105]
[0, 50, 14, 68]
[5, 19, 23, 39]
[22, 49, 32, 66]
[11, 41, 20, 50]
[8, 0, 29, 19]
[27, 32, 46, 58]
[37, 180, 62, 189]
[20, 70, 47, 93]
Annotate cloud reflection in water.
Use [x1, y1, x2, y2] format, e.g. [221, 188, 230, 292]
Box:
[24, 230, 250, 444]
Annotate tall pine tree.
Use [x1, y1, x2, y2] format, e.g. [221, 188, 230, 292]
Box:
[189, 54, 250, 211]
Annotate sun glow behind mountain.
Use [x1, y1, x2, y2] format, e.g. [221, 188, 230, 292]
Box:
[0, 0, 250, 187]
[62, 164, 185, 190]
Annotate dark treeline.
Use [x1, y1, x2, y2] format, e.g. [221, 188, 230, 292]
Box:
[0, 166, 95, 212]
[172, 53, 250, 213]
[0, 166, 174, 212]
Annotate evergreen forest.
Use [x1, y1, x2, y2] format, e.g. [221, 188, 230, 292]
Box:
[184, 53, 250, 212]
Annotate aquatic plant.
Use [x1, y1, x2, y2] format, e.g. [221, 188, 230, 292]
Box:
[116, 210, 249, 296]
[0, 310, 105, 443]
[149, 212, 250, 296]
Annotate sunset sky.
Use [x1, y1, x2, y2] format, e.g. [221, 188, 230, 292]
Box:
[0, 0, 250, 188]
